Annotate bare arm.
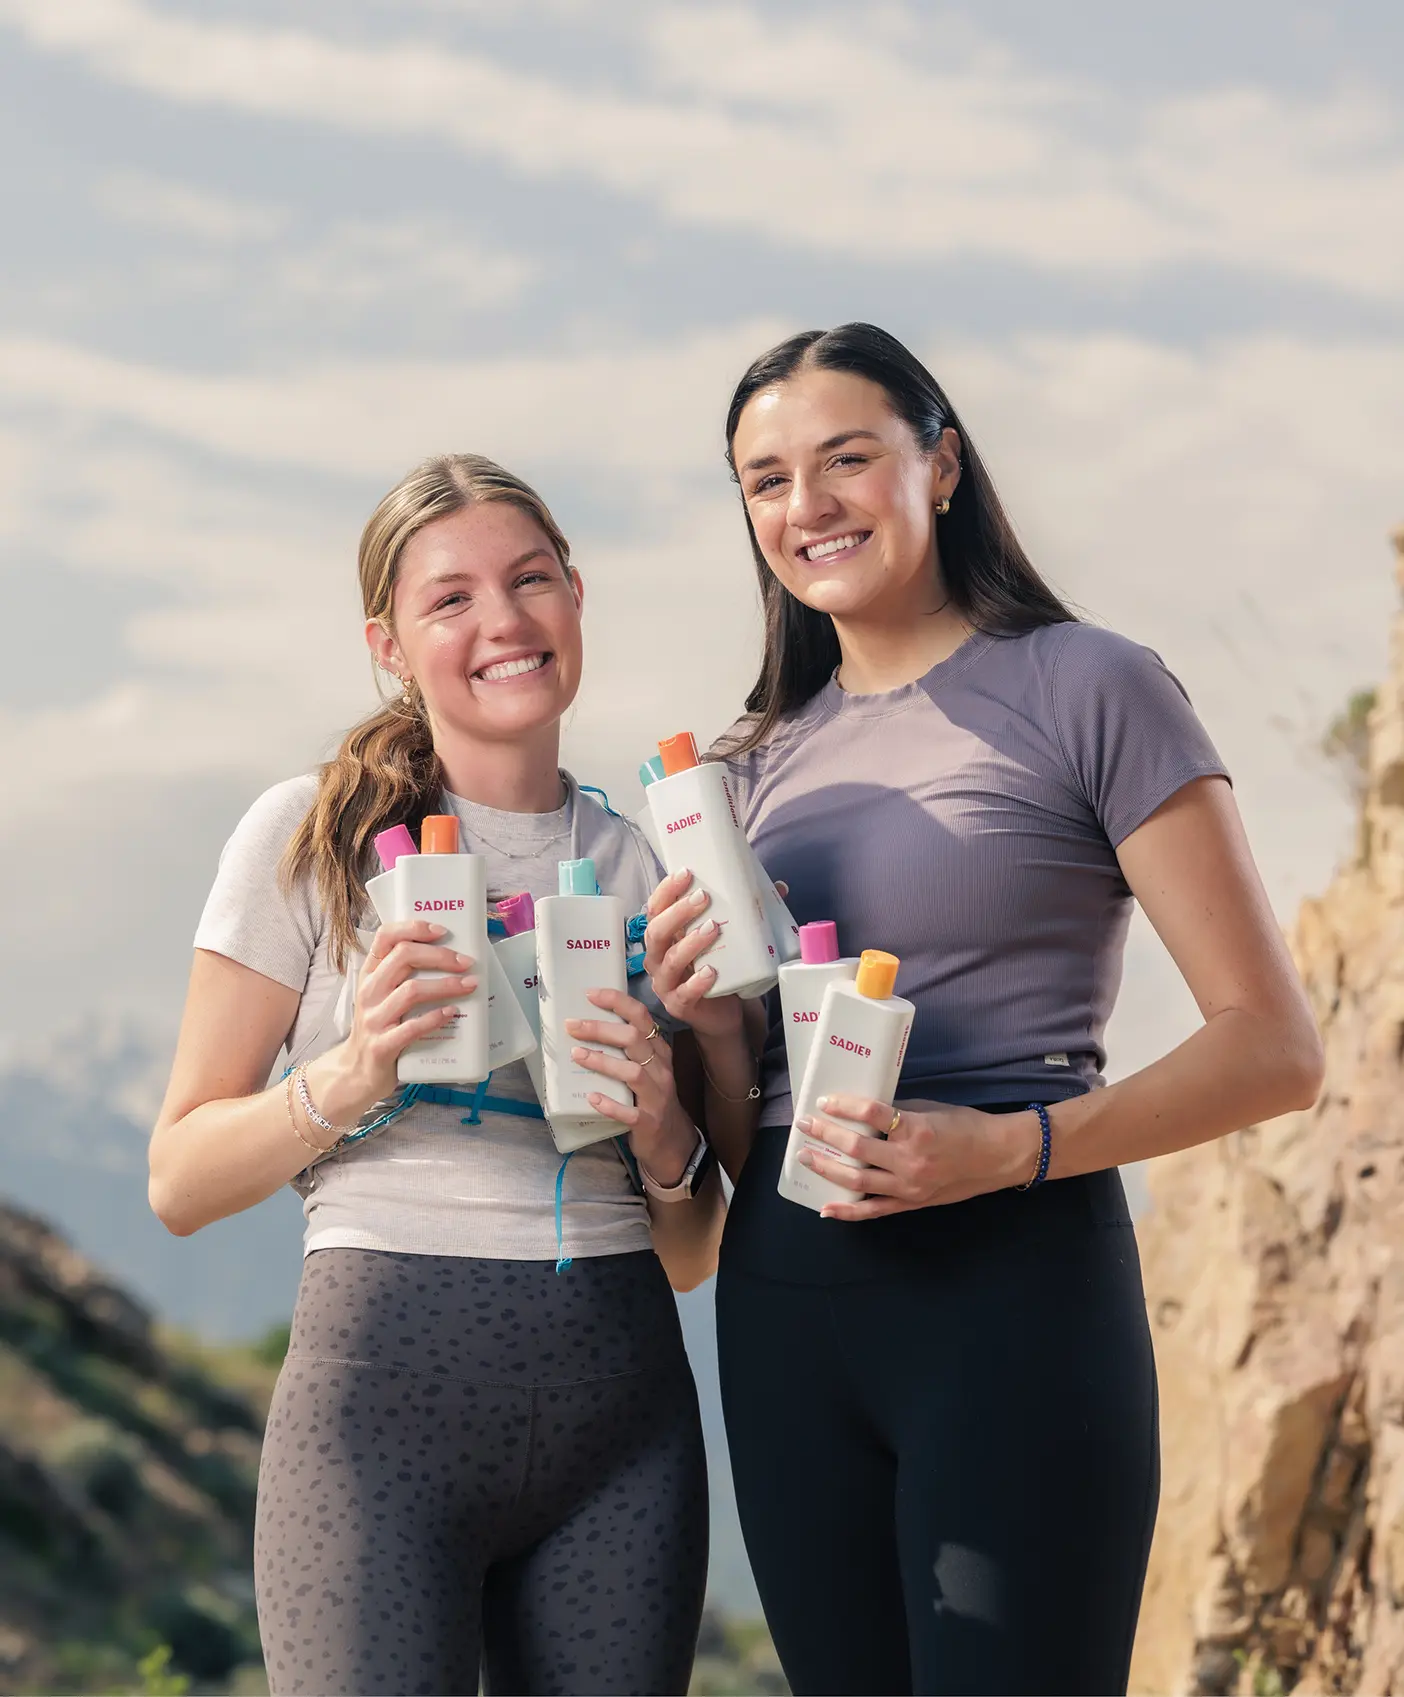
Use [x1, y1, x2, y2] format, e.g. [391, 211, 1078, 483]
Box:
[801, 777, 1327, 1218]
[1040, 772, 1324, 1175]
[149, 921, 476, 1236]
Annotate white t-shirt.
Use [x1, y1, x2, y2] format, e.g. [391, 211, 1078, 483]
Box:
[194, 771, 669, 1263]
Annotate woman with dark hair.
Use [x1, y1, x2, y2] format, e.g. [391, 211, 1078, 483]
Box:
[642, 324, 1324, 1696]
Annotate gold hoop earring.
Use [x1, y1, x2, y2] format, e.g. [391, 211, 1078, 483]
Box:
[935, 497, 951, 517]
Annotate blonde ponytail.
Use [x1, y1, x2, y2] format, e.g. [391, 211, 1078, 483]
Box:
[282, 454, 571, 971]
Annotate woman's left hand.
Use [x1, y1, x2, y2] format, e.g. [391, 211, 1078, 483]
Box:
[796, 1095, 1041, 1220]
[566, 988, 697, 1186]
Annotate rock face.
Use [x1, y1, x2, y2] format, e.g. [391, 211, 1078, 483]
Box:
[1131, 528, 1404, 1697]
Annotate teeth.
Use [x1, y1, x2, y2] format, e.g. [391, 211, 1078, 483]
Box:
[803, 533, 866, 561]
[478, 654, 546, 682]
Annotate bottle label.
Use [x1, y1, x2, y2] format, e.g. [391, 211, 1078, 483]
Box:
[414, 898, 466, 912]
[565, 938, 612, 950]
[666, 812, 703, 834]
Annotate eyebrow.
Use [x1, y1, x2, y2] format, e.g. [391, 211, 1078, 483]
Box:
[740, 430, 883, 476]
[424, 547, 553, 584]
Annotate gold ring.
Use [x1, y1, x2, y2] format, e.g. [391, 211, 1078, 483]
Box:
[645, 1022, 661, 1041]
[636, 1052, 655, 1067]
[887, 1109, 902, 1136]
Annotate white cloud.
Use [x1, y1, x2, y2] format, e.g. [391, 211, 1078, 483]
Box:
[0, 321, 781, 481]
[96, 169, 286, 242]
[3, 0, 1402, 297]
[94, 171, 536, 313]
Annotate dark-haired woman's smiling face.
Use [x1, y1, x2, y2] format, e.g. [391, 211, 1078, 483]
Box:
[733, 366, 959, 624]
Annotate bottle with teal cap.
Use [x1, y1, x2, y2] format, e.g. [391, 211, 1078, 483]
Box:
[535, 857, 633, 1152]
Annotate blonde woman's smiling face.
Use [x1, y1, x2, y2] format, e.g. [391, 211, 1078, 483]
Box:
[369, 501, 584, 747]
[733, 365, 960, 623]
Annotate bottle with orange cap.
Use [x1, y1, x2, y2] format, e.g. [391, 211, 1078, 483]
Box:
[778, 949, 916, 1213]
[366, 825, 535, 1080]
[645, 731, 780, 999]
[393, 813, 491, 1084]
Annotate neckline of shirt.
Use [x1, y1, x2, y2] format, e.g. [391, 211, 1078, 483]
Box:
[443, 770, 575, 851]
[816, 629, 996, 720]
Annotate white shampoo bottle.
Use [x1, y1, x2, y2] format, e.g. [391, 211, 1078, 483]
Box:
[535, 858, 633, 1153]
[645, 733, 778, 999]
[492, 890, 547, 1107]
[778, 950, 915, 1214]
[394, 814, 490, 1084]
[777, 921, 859, 1098]
[639, 754, 800, 970]
[369, 823, 534, 1075]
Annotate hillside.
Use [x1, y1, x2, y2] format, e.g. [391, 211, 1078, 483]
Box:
[0, 1198, 276, 1694]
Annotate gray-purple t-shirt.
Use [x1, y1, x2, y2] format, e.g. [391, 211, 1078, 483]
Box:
[717, 622, 1229, 1125]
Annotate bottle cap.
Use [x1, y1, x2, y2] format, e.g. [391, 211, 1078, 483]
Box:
[798, 921, 839, 965]
[558, 858, 597, 897]
[497, 891, 536, 936]
[373, 824, 417, 872]
[421, 815, 459, 855]
[855, 949, 900, 1000]
[658, 732, 700, 776]
[638, 755, 665, 789]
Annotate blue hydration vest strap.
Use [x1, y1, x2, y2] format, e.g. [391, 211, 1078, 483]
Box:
[577, 784, 619, 817]
[625, 910, 648, 978]
[407, 1080, 547, 1123]
[614, 1136, 644, 1196]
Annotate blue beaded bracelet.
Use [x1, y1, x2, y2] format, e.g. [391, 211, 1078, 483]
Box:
[1016, 1102, 1052, 1191]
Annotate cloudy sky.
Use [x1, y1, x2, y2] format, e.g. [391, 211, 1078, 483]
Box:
[3, 0, 1403, 1088]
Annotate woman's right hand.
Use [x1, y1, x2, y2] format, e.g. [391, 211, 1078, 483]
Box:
[643, 869, 745, 1041]
[333, 919, 479, 1108]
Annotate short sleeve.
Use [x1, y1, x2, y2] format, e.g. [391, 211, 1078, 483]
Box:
[1050, 625, 1229, 847]
[707, 715, 763, 824]
[193, 775, 323, 992]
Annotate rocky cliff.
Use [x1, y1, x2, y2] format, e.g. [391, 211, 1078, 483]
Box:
[0, 1198, 275, 1694]
[1131, 528, 1404, 1696]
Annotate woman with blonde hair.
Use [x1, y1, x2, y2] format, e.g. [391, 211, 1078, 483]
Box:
[149, 454, 742, 1696]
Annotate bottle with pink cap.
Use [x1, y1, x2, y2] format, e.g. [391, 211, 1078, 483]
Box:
[779, 950, 915, 1214]
[366, 823, 536, 1078]
[777, 921, 859, 1097]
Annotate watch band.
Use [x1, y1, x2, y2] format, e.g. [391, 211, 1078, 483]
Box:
[640, 1132, 713, 1203]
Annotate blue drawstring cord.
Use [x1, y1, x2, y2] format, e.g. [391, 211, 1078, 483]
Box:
[554, 1152, 577, 1273]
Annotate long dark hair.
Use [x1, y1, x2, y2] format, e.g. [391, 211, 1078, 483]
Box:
[722, 323, 1075, 755]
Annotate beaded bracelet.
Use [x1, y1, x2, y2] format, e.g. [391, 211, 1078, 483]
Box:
[1015, 1102, 1053, 1191]
[285, 1069, 334, 1157]
[293, 1065, 359, 1152]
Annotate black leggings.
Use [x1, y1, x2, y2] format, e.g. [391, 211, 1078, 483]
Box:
[255, 1249, 708, 1696]
[717, 1154, 1159, 1697]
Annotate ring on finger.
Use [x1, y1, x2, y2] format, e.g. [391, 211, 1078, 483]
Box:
[644, 1022, 660, 1041]
[885, 1108, 902, 1138]
[628, 1050, 656, 1067]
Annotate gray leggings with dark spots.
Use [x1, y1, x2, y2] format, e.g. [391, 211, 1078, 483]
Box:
[255, 1249, 709, 1696]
